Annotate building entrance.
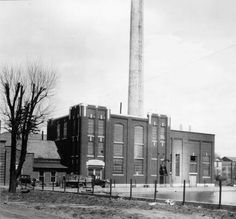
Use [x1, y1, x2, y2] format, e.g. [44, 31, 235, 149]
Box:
[86, 159, 105, 179]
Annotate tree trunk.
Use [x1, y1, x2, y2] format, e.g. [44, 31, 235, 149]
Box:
[9, 133, 17, 193]
[16, 135, 28, 178]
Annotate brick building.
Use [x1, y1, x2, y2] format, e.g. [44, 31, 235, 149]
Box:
[47, 103, 215, 186]
[0, 132, 67, 186]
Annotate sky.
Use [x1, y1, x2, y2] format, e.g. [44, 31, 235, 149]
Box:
[0, 0, 236, 157]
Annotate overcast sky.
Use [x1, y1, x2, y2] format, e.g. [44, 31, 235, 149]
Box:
[0, 0, 236, 157]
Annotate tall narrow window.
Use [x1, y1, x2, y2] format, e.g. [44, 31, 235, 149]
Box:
[98, 120, 105, 136]
[98, 142, 104, 157]
[88, 119, 95, 135]
[134, 126, 144, 175]
[63, 121, 67, 138]
[39, 171, 44, 182]
[160, 127, 165, 140]
[88, 140, 94, 156]
[202, 155, 210, 177]
[175, 154, 180, 176]
[152, 126, 158, 158]
[113, 124, 124, 174]
[51, 171, 56, 182]
[57, 123, 60, 139]
[190, 155, 198, 173]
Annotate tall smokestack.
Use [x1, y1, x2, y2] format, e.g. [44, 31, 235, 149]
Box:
[128, 0, 144, 116]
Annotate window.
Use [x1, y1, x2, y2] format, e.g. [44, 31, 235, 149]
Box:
[152, 142, 157, 158]
[152, 126, 158, 142]
[113, 124, 124, 174]
[202, 155, 210, 177]
[39, 171, 44, 182]
[114, 124, 124, 142]
[134, 145, 144, 158]
[57, 123, 60, 139]
[63, 121, 67, 138]
[160, 127, 165, 140]
[190, 155, 198, 173]
[113, 158, 123, 174]
[134, 159, 144, 175]
[175, 154, 180, 176]
[113, 143, 123, 157]
[88, 119, 95, 135]
[88, 141, 94, 156]
[134, 126, 144, 174]
[98, 120, 105, 136]
[98, 142, 104, 156]
[51, 171, 56, 182]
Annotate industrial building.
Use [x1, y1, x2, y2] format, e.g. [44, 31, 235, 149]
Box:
[47, 104, 215, 186]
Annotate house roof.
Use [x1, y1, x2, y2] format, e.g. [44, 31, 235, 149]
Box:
[222, 156, 236, 162]
[0, 132, 60, 159]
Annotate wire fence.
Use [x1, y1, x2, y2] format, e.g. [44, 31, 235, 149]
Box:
[21, 178, 236, 209]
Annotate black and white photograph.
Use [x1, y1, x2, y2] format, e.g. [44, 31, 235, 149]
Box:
[0, 0, 236, 218]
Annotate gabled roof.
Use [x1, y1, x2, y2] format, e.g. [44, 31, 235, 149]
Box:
[222, 157, 236, 162]
[0, 132, 60, 159]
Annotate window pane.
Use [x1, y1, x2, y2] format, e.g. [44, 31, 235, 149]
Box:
[88, 119, 95, 135]
[160, 127, 165, 140]
[88, 141, 94, 156]
[190, 156, 198, 173]
[57, 123, 60, 138]
[152, 126, 158, 141]
[98, 142, 104, 156]
[152, 142, 157, 158]
[203, 163, 210, 176]
[134, 126, 144, 144]
[63, 121, 67, 138]
[113, 158, 123, 174]
[113, 143, 123, 157]
[134, 159, 143, 174]
[114, 124, 124, 142]
[51, 172, 56, 182]
[98, 120, 105, 136]
[134, 144, 143, 158]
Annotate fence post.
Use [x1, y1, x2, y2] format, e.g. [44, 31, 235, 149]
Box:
[154, 180, 157, 201]
[64, 178, 66, 193]
[130, 179, 133, 200]
[219, 180, 222, 209]
[92, 176, 95, 195]
[77, 177, 80, 194]
[182, 180, 186, 205]
[42, 178, 44, 191]
[110, 178, 112, 198]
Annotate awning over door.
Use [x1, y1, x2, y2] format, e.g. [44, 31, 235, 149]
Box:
[86, 159, 105, 167]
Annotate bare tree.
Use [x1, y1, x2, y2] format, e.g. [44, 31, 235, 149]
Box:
[0, 62, 57, 193]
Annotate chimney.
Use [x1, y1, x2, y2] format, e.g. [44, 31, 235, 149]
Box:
[120, 102, 122, 114]
[128, 0, 144, 116]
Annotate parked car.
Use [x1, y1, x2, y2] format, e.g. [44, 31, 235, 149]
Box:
[19, 175, 31, 185]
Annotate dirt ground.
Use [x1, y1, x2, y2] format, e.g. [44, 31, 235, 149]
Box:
[1, 189, 236, 219]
